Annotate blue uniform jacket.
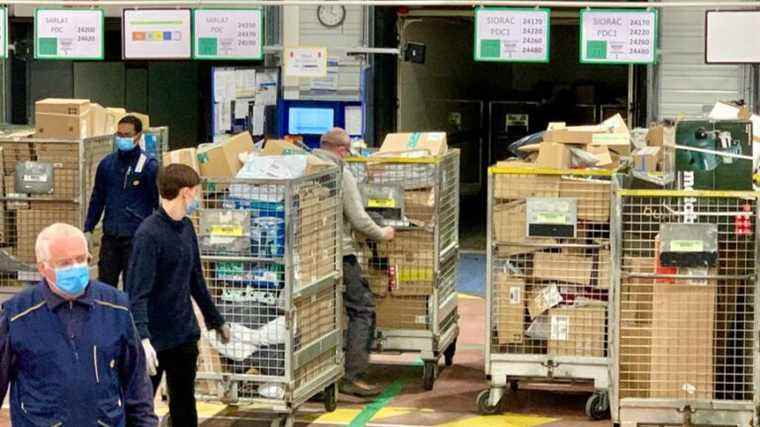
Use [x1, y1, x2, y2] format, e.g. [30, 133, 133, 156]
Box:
[0, 281, 157, 427]
[84, 146, 159, 237]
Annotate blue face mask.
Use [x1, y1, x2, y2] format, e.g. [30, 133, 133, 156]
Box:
[186, 199, 200, 216]
[115, 136, 136, 152]
[53, 263, 90, 297]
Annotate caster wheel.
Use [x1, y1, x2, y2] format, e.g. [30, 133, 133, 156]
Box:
[323, 383, 338, 412]
[585, 392, 610, 420]
[269, 415, 295, 427]
[444, 339, 457, 367]
[422, 361, 438, 391]
[476, 389, 501, 415]
[509, 380, 519, 393]
[159, 415, 171, 427]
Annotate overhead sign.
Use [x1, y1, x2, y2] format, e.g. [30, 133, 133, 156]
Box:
[706, 10, 760, 64]
[474, 8, 550, 63]
[193, 9, 264, 60]
[284, 47, 328, 78]
[123, 9, 192, 59]
[0, 8, 7, 59]
[35, 9, 104, 60]
[580, 9, 658, 64]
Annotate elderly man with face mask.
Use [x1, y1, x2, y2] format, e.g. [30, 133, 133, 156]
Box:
[0, 223, 157, 426]
[313, 128, 395, 397]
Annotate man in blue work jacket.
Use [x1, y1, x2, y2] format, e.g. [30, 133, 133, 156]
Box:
[84, 115, 159, 287]
[0, 223, 157, 426]
[127, 164, 230, 427]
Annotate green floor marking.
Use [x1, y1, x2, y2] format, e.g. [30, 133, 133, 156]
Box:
[348, 380, 405, 427]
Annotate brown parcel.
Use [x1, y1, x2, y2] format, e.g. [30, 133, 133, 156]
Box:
[35, 112, 90, 140]
[379, 132, 447, 157]
[262, 139, 308, 156]
[295, 285, 336, 346]
[17, 208, 79, 263]
[35, 98, 91, 116]
[547, 305, 606, 358]
[404, 188, 436, 227]
[532, 252, 593, 287]
[650, 283, 715, 400]
[295, 185, 335, 287]
[493, 167, 560, 200]
[492, 201, 556, 258]
[196, 132, 255, 178]
[535, 140, 572, 170]
[373, 229, 435, 296]
[163, 148, 199, 173]
[558, 178, 611, 222]
[376, 295, 428, 330]
[35, 142, 79, 170]
[494, 273, 526, 345]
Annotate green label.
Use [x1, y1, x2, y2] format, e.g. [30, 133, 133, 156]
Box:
[587, 40, 607, 60]
[38, 37, 57, 56]
[670, 240, 704, 253]
[480, 39, 500, 59]
[536, 212, 567, 225]
[198, 37, 218, 56]
[197, 153, 209, 164]
[407, 133, 421, 149]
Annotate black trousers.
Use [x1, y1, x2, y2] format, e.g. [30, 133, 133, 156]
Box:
[98, 234, 133, 287]
[343, 255, 375, 382]
[151, 341, 200, 427]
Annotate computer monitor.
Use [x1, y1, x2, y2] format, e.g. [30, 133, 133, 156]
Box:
[288, 107, 335, 135]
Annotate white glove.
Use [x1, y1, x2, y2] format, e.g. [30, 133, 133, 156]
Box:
[142, 339, 158, 376]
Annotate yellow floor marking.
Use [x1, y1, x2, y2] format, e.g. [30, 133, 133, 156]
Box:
[437, 413, 556, 427]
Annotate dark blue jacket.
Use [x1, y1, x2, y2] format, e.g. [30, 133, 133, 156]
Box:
[84, 146, 159, 237]
[126, 208, 225, 352]
[0, 281, 157, 427]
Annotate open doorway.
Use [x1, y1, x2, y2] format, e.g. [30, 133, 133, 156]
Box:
[396, 9, 641, 251]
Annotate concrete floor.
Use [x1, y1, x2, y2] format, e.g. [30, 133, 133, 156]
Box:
[0, 295, 611, 427]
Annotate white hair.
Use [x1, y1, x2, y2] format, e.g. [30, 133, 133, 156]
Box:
[35, 223, 87, 263]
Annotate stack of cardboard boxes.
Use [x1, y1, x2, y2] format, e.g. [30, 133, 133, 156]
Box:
[492, 169, 610, 357]
[359, 132, 449, 331]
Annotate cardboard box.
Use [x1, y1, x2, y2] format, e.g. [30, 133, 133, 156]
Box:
[105, 107, 128, 132]
[633, 146, 661, 173]
[373, 229, 435, 296]
[295, 285, 336, 346]
[375, 295, 429, 330]
[404, 188, 435, 227]
[532, 252, 593, 287]
[88, 103, 108, 137]
[163, 148, 199, 173]
[535, 140, 572, 169]
[492, 201, 556, 257]
[595, 249, 611, 290]
[493, 172, 560, 200]
[16, 208, 79, 263]
[558, 178, 611, 222]
[646, 125, 675, 147]
[379, 132, 447, 157]
[618, 321, 652, 398]
[35, 98, 91, 116]
[35, 112, 90, 140]
[547, 305, 606, 357]
[295, 185, 335, 287]
[262, 139, 307, 156]
[650, 283, 715, 399]
[34, 142, 79, 170]
[0, 142, 33, 174]
[197, 132, 255, 178]
[528, 284, 563, 319]
[494, 273, 526, 345]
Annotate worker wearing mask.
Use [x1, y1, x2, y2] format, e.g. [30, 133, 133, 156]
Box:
[0, 223, 157, 426]
[314, 128, 395, 397]
[84, 115, 159, 287]
[126, 164, 230, 427]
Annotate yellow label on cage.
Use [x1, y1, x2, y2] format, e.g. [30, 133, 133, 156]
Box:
[209, 225, 244, 237]
[397, 267, 434, 282]
[670, 240, 704, 253]
[536, 212, 567, 225]
[368, 198, 396, 208]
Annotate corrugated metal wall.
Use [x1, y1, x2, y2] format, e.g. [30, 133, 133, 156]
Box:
[294, 5, 365, 100]
[655, 6, 753, 120]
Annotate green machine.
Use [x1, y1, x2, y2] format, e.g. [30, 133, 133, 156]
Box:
[675, 120, 753, 190]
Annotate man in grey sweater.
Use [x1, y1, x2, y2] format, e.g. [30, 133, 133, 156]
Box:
[315, 128, 395, 397]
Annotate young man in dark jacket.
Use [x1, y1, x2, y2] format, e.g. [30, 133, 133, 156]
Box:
[84, 115, 159, 287]
[126, 164, 230, 427]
